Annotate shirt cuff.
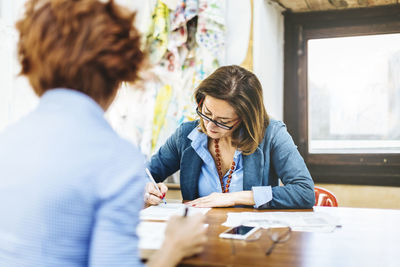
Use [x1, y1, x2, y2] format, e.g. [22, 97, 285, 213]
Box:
[252, 186, 272, 209]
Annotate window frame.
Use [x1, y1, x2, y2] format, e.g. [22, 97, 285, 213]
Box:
[284, 5, 400, 186]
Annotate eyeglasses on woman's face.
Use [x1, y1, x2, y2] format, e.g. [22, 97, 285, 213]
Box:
[196, 107, 240, 130]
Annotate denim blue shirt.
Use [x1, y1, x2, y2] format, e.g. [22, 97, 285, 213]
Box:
[0, 89, 146, 266]
[149, 120, 315, 209]
[188, 128, 273, 208]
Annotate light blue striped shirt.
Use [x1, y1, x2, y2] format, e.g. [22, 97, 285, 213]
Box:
[0, 89, 146, 266]
[188, 128, 272, 207]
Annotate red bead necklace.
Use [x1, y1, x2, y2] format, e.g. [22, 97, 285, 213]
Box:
[214, 138, 235, 193]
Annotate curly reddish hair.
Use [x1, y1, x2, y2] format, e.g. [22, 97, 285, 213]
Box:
[16, 0, 144, 105]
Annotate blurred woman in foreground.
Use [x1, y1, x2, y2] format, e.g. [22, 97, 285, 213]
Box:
[0, 1, 206, 266]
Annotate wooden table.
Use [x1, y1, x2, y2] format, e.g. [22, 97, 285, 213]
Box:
[141, 206, 400, 267]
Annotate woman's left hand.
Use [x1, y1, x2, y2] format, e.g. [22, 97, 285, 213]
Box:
[186, 192, 236, 208]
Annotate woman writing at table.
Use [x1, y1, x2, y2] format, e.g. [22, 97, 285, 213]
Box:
[145, 65, 315, 209]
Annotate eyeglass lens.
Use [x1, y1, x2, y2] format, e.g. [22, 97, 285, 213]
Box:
[196, 108, 232, 130]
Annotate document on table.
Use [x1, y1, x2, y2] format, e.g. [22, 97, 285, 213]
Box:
[137, 222, 166, 250]
[140, 203, 210, 221]
[222, 211, 341, 232]
[138, 221, 209, 250]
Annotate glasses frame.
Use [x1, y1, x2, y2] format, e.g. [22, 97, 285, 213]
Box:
[265, 226, 292, 256]
[196, 99, 240, 130]
[228, 226, 291, 256]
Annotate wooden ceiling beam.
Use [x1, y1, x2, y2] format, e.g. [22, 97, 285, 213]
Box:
[275, 0, 398, 12]
[276, 0, 311, 12]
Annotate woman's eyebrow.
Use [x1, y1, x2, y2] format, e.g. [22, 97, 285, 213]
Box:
[204, 104, 233, 120]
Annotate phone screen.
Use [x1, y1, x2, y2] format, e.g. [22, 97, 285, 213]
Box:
[226, 225, 255, 235]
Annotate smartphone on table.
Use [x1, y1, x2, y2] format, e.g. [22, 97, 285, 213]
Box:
[219, 225, 259, 240]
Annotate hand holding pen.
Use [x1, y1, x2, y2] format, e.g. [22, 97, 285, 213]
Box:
[162, 208, 207, 263]
[144, 168, 168, 205]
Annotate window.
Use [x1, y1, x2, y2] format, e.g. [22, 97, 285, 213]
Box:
[284, 6, 400, 186]
[308, 34, 400, 154]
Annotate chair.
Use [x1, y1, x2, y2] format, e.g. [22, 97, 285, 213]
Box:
[314, 186, 338, 207]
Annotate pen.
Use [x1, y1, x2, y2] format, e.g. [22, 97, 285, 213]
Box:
[183, 206, 189, 217]
[145, 168, 167, 204]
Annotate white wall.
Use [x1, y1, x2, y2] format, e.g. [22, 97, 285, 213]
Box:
[253, 0, 285, 121]
[225, 0, 251, 66]
[0, 0, 38, 132]
[0, 0, 286, 133]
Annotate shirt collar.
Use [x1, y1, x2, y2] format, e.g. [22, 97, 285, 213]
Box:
[38, 88, 105, 118]
[188, 126, 208, 151]
[188, 127, 242, 159]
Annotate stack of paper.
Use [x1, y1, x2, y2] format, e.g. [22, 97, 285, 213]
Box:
[138, 203, 210, 250]
[223, 211, 341, 233]
[137, 221, 167, 250]
[140, 203, 210, 221]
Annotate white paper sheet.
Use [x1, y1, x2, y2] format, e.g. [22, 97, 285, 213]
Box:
[138, 221, 167, 250]
[223, 211, 341, 233]
[140, 203, 210, 221]
[138, 221, 209, 250]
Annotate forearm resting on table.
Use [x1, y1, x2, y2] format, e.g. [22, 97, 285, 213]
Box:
[231, 190, 255, 206]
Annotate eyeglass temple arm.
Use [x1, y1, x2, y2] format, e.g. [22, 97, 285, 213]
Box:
[265, 241, 277, 255]
[265, 228, 292, 256]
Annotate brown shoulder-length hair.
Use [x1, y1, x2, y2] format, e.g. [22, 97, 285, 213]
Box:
[16, 0, 144, 104]
[195, 65, 269, 155]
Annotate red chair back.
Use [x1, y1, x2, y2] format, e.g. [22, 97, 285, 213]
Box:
[314, 186, 338, 207]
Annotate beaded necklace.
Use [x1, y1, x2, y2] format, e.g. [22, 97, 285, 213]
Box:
[214, 138, 236, 193]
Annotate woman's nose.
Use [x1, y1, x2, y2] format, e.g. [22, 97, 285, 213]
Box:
[206, 120, 218, 130]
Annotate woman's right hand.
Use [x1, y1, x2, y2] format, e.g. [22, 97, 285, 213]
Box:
[144, 182, 168, 205]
